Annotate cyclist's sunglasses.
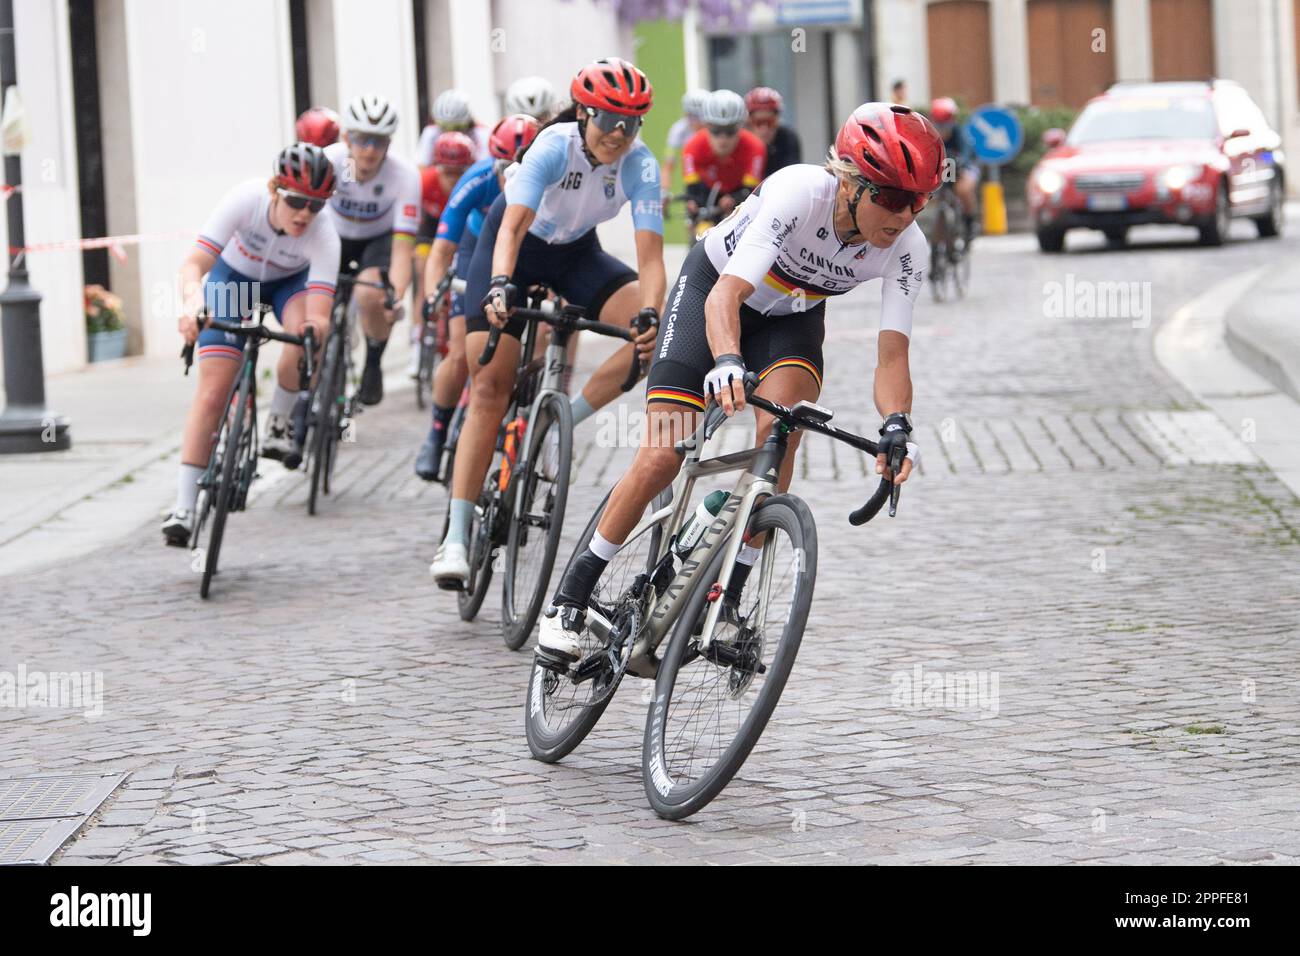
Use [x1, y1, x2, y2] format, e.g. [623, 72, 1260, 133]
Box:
[350, 133, 390, 151]
[708, 123, 740, 137]
[276, 188, 326, 213]
[750, 115, 778, 129]
[860, 177, 931, 215]
[584, 107, 642, 136]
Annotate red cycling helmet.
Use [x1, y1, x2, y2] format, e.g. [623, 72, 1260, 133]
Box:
[295, 107, 340, 148]
[835, 103, 945, 193]
[433, 130, 475, 168]
[570, 57, 653, 115]
[488, 113, 541, 161]
[745, 86, 784, 114]
[930, 97, 958, 125]
[274, 143, 337, 200]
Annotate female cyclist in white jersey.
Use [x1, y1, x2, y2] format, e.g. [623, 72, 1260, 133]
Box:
[538, 103, 947, 662]
[161, 144, 340, 546]
[430, 57, 666, 587]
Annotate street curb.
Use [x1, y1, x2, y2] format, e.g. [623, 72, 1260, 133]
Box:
[1224, 302, 1300, 406]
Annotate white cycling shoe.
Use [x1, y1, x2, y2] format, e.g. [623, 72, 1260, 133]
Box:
[537, 605, 583, 662]
[161, 509, 194, 548]
[261, 413, 296, 463]
[429, 542, 470, 590]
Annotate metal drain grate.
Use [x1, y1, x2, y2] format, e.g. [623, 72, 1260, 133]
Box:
[0, 773, 126, 865]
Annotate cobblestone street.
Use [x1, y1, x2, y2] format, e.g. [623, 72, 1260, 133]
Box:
[3, 223, 1298, 865]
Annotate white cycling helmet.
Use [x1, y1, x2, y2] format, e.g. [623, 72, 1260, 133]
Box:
[432, 89, 474, 127]
[504, 76, 555, 120]
[344, 94, 399, 136]
[701, 89, 747, 127]
[681, 88, 710, 119]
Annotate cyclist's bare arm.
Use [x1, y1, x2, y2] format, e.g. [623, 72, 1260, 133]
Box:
[703, 274, 753, 414]
[388, 235, 415, 305]
[874, 329, 914, 482]
[177, 247, 217, 342]
[632, 228, 667, 356]
[422, 237, 458, 303]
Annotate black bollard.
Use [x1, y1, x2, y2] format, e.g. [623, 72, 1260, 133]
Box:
[0, 0, 70, 453]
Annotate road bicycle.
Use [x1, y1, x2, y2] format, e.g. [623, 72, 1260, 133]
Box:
[446, 289, 651, 651]
[303, 265, 393, 515]
[524, 375, 901, 819]
[180, 306, 315, 598]
[671, 184, 725, 247]
[923, 186, 971, 302]
[414, 270, 453, 411]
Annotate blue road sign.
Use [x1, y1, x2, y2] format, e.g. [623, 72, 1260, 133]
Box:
[965, 105, 1023, 165]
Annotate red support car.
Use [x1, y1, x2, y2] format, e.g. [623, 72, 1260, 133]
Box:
[1028, 80, 1286, 252]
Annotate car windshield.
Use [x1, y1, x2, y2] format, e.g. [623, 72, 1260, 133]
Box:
[1068, 97, 1216, 144]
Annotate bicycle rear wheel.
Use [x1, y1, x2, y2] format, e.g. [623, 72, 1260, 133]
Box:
[642, 494, 817, 819]
[198, 372, 253, 599]
[526, 489, 664, 763]
[502, 394, 572, 650]
[457, 484, 498, 621]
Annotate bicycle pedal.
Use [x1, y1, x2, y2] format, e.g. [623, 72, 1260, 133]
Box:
[434, 577, 466, 592]
[533, 646, 574, 674]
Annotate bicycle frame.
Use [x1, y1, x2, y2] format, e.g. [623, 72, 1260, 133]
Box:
[583, 411, 792, 672]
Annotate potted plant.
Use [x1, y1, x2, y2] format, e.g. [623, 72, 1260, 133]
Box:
[85, 284, 128, 362]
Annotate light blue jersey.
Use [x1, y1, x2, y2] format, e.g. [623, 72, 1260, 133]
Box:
[504, 122, 663, 244]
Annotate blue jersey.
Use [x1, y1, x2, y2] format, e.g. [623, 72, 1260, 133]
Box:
[504, 122, 663, 244]
[436, 158, 500, 244]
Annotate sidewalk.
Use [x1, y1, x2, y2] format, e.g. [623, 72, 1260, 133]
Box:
[1225, 261, 1300, 404]
[0, 336, 418, 577]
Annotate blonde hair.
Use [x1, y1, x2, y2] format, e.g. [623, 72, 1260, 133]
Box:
[823, 147, 863, 184]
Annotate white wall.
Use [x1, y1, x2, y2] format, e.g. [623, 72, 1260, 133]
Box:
[1, 0, 85, 376]
[96, 0, 297, 360]
[323, 0, 421, 157]
[874, 0, 928, 105]
[488, 0, 630, 112]
[990, 0, 1028, 104]
[1113, 0, 1152, 82]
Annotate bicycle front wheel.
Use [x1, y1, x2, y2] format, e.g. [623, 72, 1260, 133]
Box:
[502, 393, 573, 650]
[642, 493, 817, 819]
[307, 336, 340, 515]
[198, 372, 252, 599]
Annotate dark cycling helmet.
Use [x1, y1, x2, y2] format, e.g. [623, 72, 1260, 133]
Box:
[274, 143, 337, 200]
[835, 103, 945, 193]
[296, 107, 340, 148]
[488, 114, 541, 161]
[930, 97, 958, 125]
[433, 131, 475, 168]
[570, 57, 653, 115]
[745, 86, 784, 114]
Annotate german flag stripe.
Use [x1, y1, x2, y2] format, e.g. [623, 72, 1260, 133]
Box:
[759, 357, 822, 389]
[766, 259, 843, 299]
[762, 272, 830, 302]
[647, 387, 706, 410]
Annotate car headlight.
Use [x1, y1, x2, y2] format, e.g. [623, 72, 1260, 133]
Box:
[1036, 169, 1065, 194]
[1162, 165, 1202, 190]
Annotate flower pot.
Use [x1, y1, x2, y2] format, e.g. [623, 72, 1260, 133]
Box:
[87, 328, 128, 363]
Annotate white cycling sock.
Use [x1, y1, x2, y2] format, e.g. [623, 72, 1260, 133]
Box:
[269, 383, 297, 419]
[175, 463, 203, 513]
[570, 393, 596, 426]
[736, 543, 762, 566]
[446, 498, 475, 548]
[589, 529, 622, 562]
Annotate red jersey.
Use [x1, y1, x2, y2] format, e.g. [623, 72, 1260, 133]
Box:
[681, 127, 766, 193]
[420, 166, 454, 219]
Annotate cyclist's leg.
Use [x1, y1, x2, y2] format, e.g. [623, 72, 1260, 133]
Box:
[352, 233, 395, 403]
[167, 266, 247, 541]
[551, 243, 641, 424]
[722, 313, 825, 602]
[544, 246, 714, 632]
[421, 238, 473, 471]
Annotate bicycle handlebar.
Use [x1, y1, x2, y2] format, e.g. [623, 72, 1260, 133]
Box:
[684, 372, 901, 525]
[180, 311, 317, 381]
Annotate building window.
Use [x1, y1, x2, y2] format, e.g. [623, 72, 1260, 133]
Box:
[927, 1, 993, 109]
[1027, 0, 1116, 108]
[1150, 0, 1214, 81]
